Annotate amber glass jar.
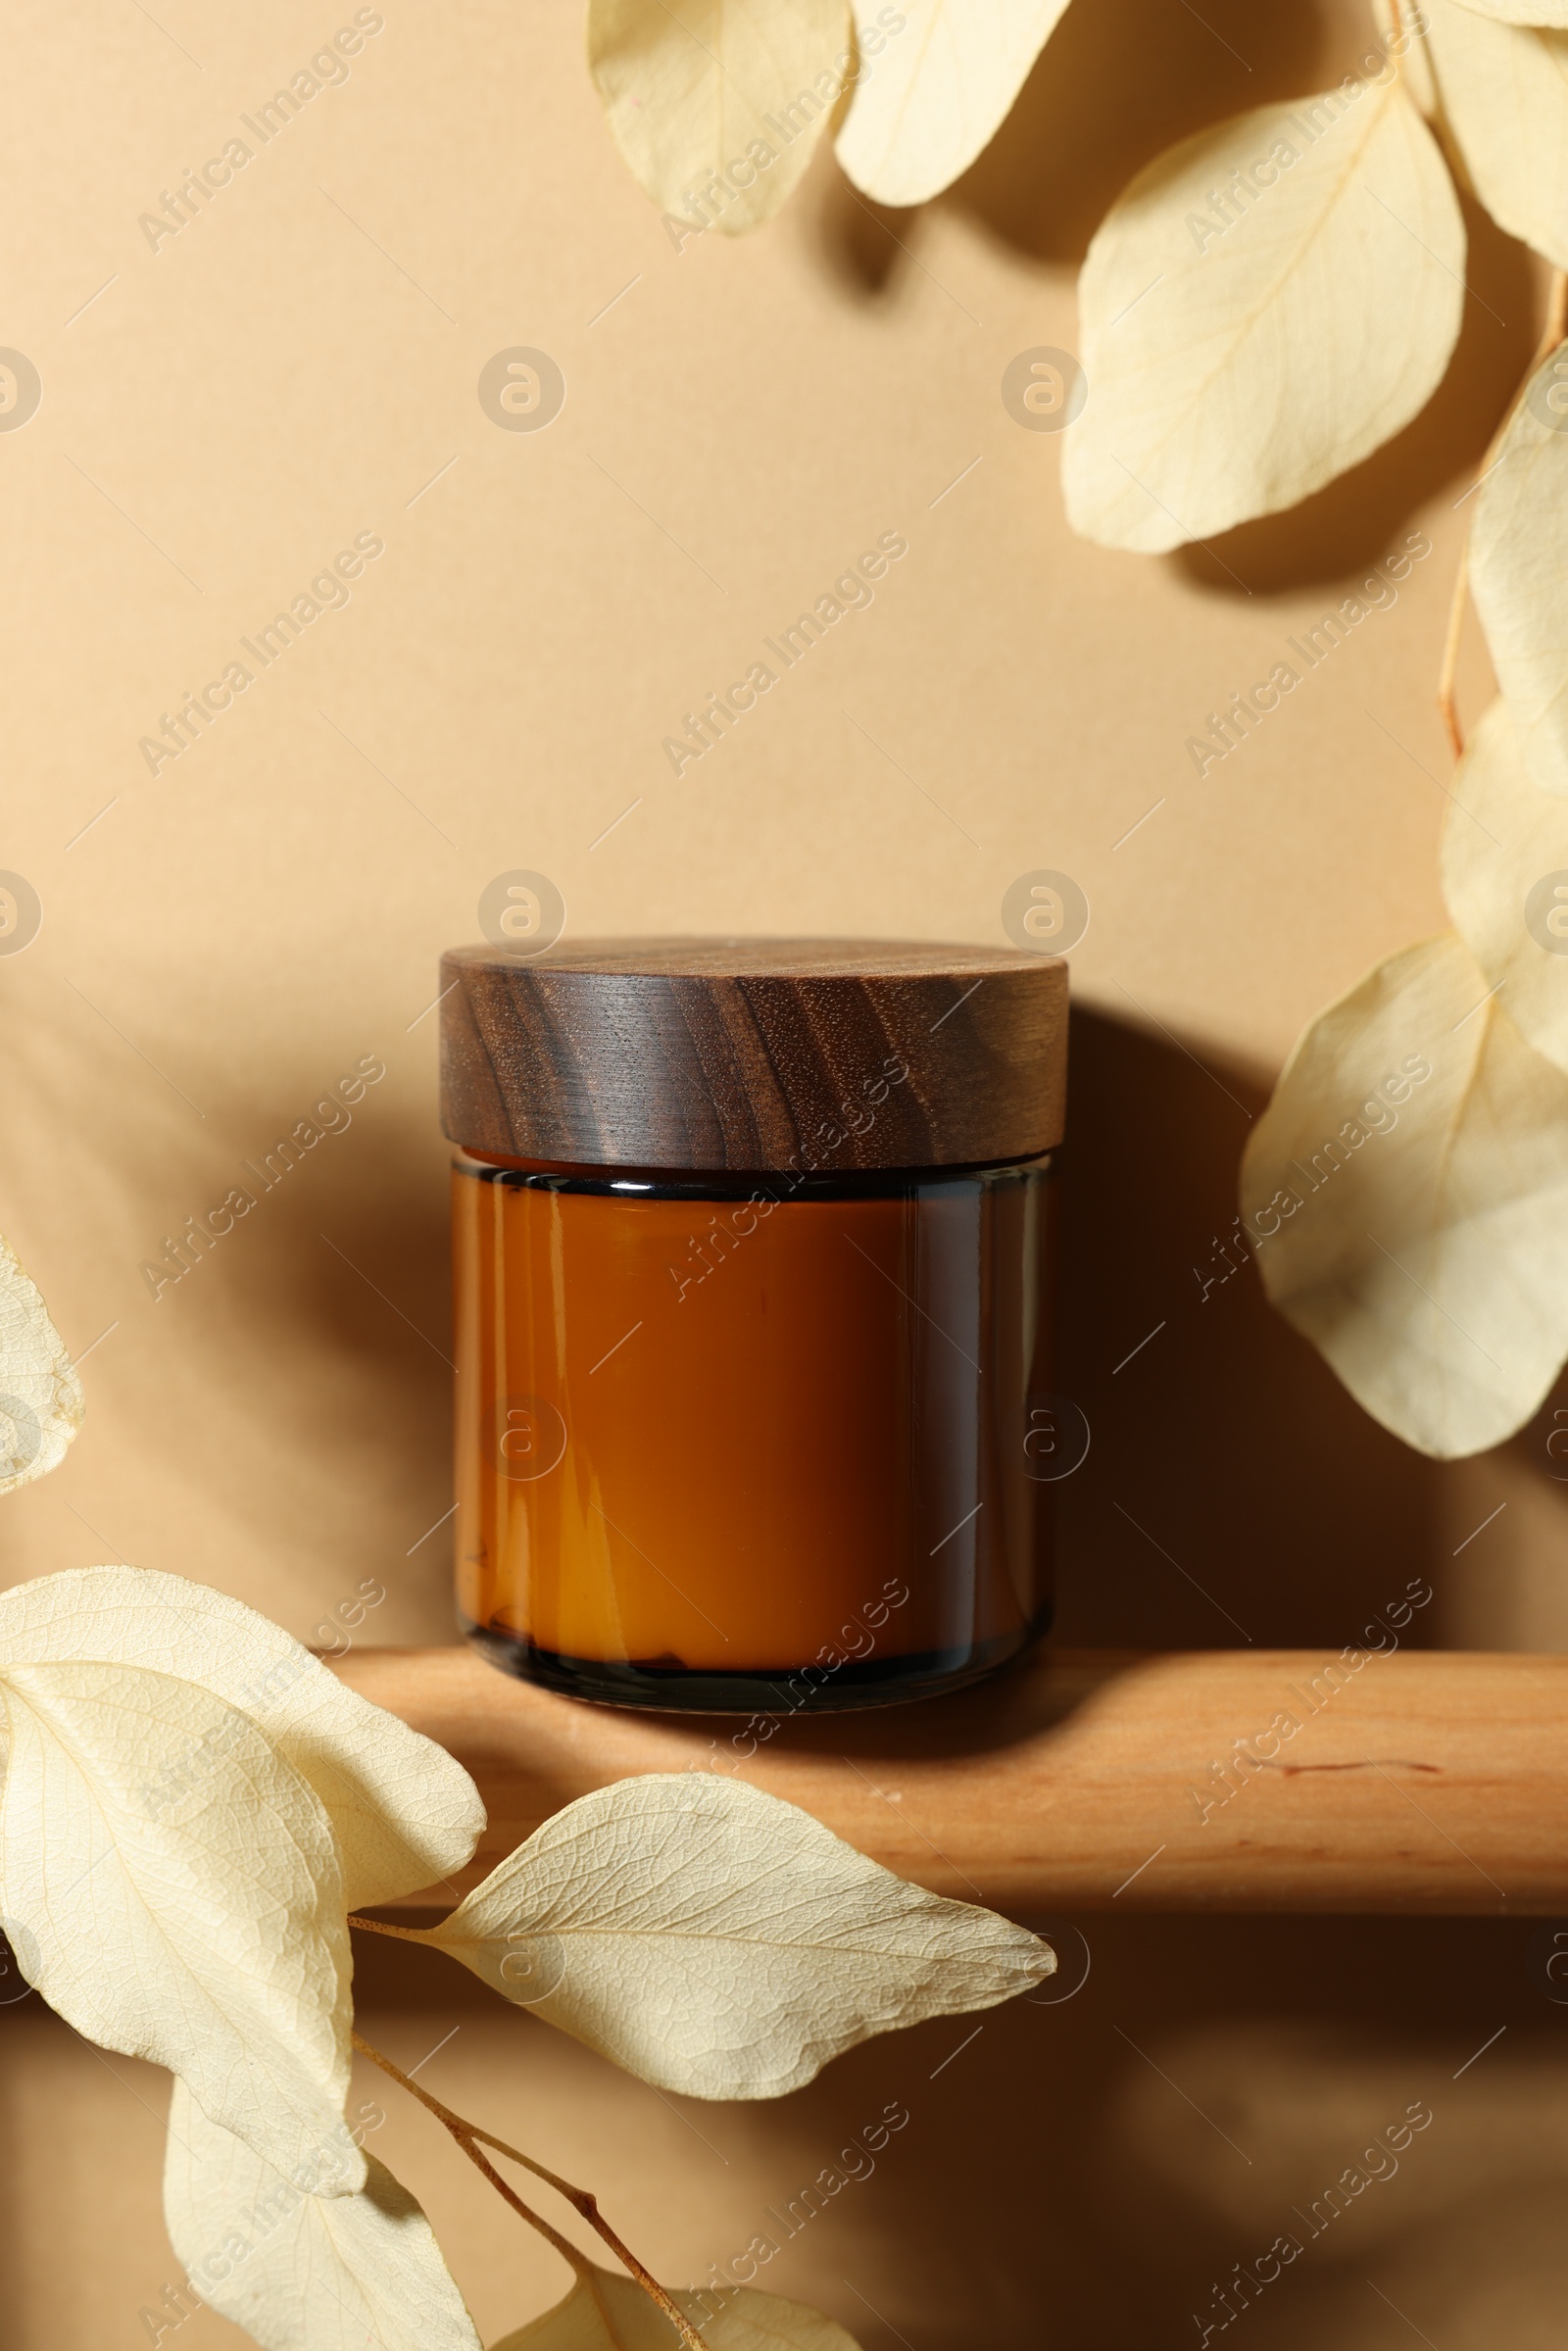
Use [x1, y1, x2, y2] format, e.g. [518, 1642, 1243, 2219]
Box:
[441, 939, 1068, 1714]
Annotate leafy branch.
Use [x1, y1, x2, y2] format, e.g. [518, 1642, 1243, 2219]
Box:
[0, 1243, 1054, 2351]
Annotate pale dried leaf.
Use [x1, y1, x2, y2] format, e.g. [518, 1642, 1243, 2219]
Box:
[408, 1773, 1052, 2099]
[0, 1659, 363, 2187]
[1063, 80, 1463, 551]
[0, 1233, 82, 1494]
[165, 2079, 482, 2350]
[588, 0, 852, 236]
[1240, 932, 1568, 1458]
[490, 2265, 861, 2349]
[1470, 342, 1568, 798]
[0, 1565, 482, 1906]
[1421, 0, 1568, 268]
[1442, 699, 1568, 1074]
[834, 0, 1071, 208]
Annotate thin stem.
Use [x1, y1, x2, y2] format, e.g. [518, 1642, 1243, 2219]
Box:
[1438, 555, 1468, 761]
[348, 1913, 428, 1943]
[1439, 267, 1568, 758]
[352, 2033, 706, 2351]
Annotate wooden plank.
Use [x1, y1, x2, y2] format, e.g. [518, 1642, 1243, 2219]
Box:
[329, 1644, 1568, 1916]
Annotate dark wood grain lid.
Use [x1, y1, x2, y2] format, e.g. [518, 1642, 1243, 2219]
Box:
[439, 938, 1067, 1172]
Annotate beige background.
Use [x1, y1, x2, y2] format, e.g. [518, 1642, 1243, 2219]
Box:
[3, 1, 1566, 2344]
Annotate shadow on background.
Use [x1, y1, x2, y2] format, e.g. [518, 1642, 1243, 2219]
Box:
[336, 1913, 1568, 2351]
[1057, 1004, 1446, 1652]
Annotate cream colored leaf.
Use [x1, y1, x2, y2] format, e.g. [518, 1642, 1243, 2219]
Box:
[1442, 699, 1568, 1073]
[408, 1773, 1052, 2099]
[0, 1659, 363, 2187]
[1421, 0, 1568, 267]
[1063, 79, 1464, 552]
[1470, 343, 1568, 798]
[588, 0, 852, 236]
[0, 1565, 482, 1907]
[834, 0, 1071, 208]
[1240, 932, 1568, 1458]
[491, 2266, 861, 2349]
[0, 1233, 82, 1494]
[1446, 0, 1568, 24]
[165, 2079, 481, 2350]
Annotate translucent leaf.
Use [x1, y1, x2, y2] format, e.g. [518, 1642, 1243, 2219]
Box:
[165, 2079, 482, 2351]
[0, 1659, 363, 2189]
[406, 1773, 1052, 2099]
[0, 1232, 82, 1494]
[1442, 699, 1568, 1074]
[588, 0, 852, 236]
[0, 1565, 483, 1907]
[1240, 933, 1568, 1458]
[1421, 0, 1568, 268]
[490, 2265, 860, 2349]
[834, 0, 1072, 208]
[1063, 80, 1464, 551]
[1470, 341, 1568, 799]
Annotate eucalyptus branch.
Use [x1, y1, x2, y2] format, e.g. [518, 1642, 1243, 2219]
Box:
[1439, 267, 1568, 758]
[351, 2031, 707, 2351]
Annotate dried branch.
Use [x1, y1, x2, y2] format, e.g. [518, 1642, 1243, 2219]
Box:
[351, 2031, 707, 2351]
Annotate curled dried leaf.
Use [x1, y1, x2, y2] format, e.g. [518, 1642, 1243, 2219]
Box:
[1441, 698, 1568, 1073]
[1241, 933, 1568, 1458]
[490, 2265, 861, 2349]
[0, 1659, 363, 2188]
[0, 1233, 82, 1494]
[1063, 80, 1463, 551]
[1420, 0, 1568, 269]
[835, 0, 1071, 208]
[588, 0, 852, 236]
[1469, 340, 1568, 798]
[0, 1566, 483, 1907]
[407, 1774, 1053, 2099]
[165, 2079, 482, 2351]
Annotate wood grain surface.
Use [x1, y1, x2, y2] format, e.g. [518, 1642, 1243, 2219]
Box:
[330, 1642, 1568, 1917]
[439, 937, 1068, 1169]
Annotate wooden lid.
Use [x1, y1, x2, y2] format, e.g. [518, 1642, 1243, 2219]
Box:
[439, 938, 1067, 1172]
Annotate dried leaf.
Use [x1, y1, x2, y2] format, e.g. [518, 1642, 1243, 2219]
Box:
[1240, 932, 1568, 1458]
[165, 2079, 482, 2350]
[1469, 341, 1568, 799]
[834, 0, 1072, 208]
[0, 1659, 363, 2187]
[490, 2265, 860, 2349]
[1063, 80, 1463, 551]
[0, 1232, 82, 1494]
[0, 1565, 483, 1907]
[1420, 0, 1568, 268]
[588, 0, 852, 236]
[407, 1773, 1052, 2099]
[1442, 699, 1568, 1074]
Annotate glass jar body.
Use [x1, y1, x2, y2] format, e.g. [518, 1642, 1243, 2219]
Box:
[453, 1151, 1057, 1713]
